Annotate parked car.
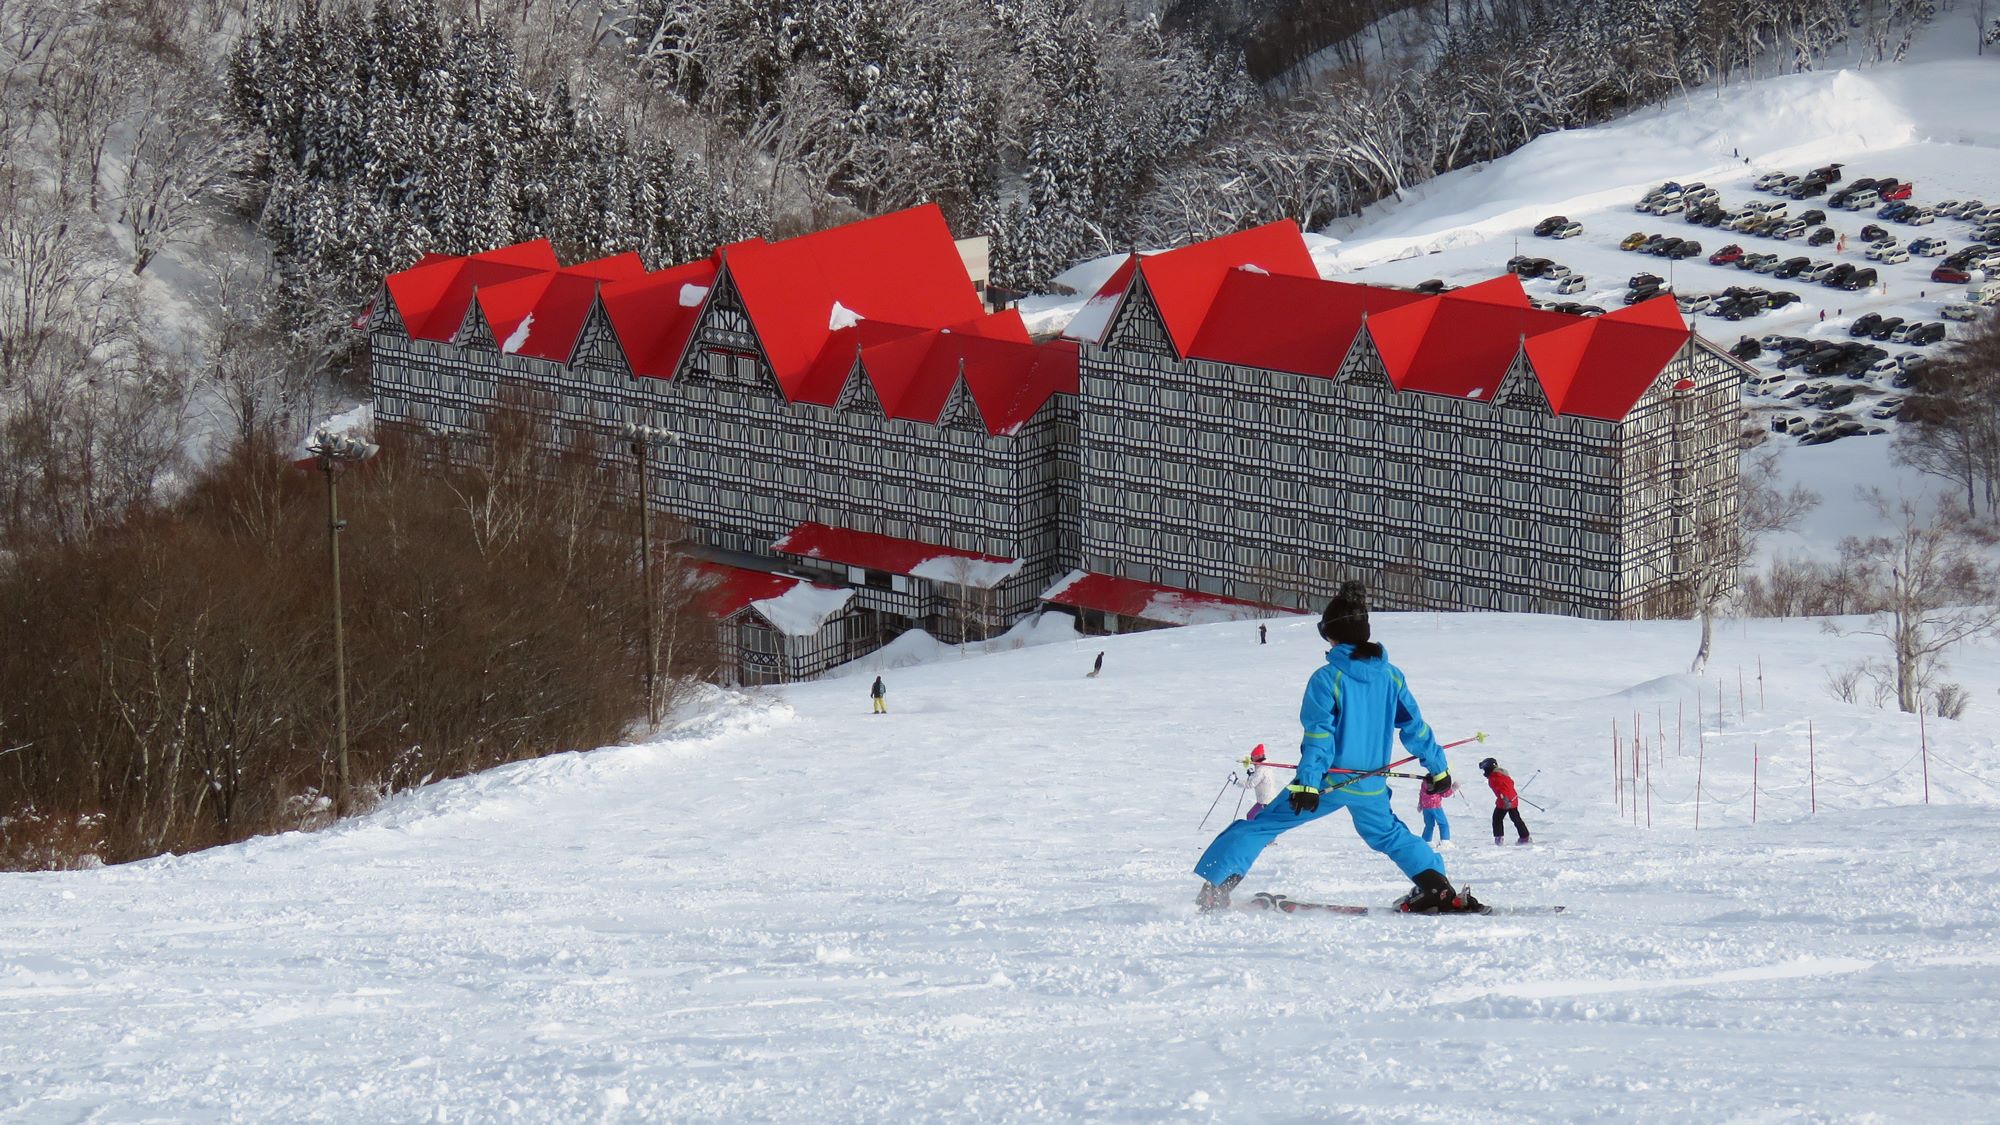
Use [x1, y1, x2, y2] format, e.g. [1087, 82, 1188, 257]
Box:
[1730, 337, 1763, 360]
[1619, 231, 1648, 251]
[1534, 215, 1569, 236]
[1678, 292, 1713, 314]
[1812, 163, 1844, 184]
[1860, 224, 1889, 243]
[1870, 397, 1904, 420]
[1740, 252, 1778, 271]
[1843, 189, 1881, 210]
[1880, 181, 1913, 201]
[1669, 239, 1704, 259]
[1841, 267, 1880, 290]
[1747, 370, 1787, 393]
[1628, 272, 1664, 290]
[1877, 246, 1911, 264]
[1773, 219, 1809, 240]
[1636, 193, 1667, 212]
[1766, 290, 1803, 309]
[1906, 207, 1936, 226]
[1542, 261, 1574, 279]
[1850, 313, 1886, 337]
[1625, 285, 1663, 305]
[1909, 322, 1947, 345]
[1788, 179, 1828, 199]
[1911, 237, 1948, 257]
[1888, 321, 1920, 343]
[1795, 209, 1826, 228]
[1824, 263, 1858, 286]
[1773, 256, 1811, 279]
[1941, 301, 1985, 321]
[1554, 273, 1587, 294]
[1649, 236, 1685, 257]
[1753, 171, 1792, 191]
[1709, 244, 1745, 265]
[1802, 260, 1838, 282]
[1752, 254, 1786, 274]
[1807, 227, 1836, 247]
[1870, 316, 1906, 341]
[1933, 264, 1972, 284]
[1652, 198, 1686, 215]
[1879, 201, 1913, 222]
[1555, 221, 1583, 239]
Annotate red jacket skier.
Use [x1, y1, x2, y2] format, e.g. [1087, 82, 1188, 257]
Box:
[1479, 757, 1531, 845]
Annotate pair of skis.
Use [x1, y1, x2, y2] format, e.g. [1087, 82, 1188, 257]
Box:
[1237, 891, 1565, 917]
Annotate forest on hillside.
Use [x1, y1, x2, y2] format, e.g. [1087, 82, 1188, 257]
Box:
[0, 0, 1947, 865]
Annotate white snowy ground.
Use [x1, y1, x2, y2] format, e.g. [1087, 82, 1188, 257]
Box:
[9, 612, 2000, 1121]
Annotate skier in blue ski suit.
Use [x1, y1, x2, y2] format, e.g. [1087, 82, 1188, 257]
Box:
[1193, 582, 1482, 913]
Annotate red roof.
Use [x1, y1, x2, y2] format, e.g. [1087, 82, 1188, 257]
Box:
[600, 258, 723, 378]
[1133, 222, 1321, 355]
[690, 562, 852, 634]
[1190, 271, 1425, 379]
[384, 240, 560, 341]
[1068, 223, 1693, 421]
[1040, 570, 1281, 625]
[724, 204, 986, 395]
[475, 253, 648, 362]
[772, 522, 1021, 587]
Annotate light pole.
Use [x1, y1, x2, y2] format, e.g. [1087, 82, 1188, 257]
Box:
[624, 422, 675, 727]
[308, 428, 378, 817]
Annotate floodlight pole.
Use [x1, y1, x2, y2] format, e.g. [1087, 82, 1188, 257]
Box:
[625, 423, 674, 727]
[309, 429, 377, 818]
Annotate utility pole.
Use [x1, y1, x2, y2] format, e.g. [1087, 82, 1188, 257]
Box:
[309, 428, 378, 818]
[624, 422, 675, 727]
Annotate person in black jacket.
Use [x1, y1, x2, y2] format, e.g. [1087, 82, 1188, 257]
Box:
[1087, 652, 1104, 678]
[870, 675, 887, 714]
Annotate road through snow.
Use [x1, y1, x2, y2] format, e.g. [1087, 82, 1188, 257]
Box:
[7, 613, 2000, 1121]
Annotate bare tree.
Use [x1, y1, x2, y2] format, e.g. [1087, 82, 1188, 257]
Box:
[1827, 492, 2000, 714]
[1689, 447, 1818, 673]
[117, 77, 248, 276]
[1895, 313, 2000, 515]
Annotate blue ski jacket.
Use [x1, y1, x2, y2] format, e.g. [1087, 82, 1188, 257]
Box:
[1293, 643, 1447, 797]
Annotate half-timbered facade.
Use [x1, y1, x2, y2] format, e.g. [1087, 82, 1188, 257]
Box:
[1067, 222, 1744, 620]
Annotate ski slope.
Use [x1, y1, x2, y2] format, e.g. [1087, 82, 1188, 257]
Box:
[8, 612, 2000, 1120]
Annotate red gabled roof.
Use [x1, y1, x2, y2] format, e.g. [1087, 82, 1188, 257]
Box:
[1040, 570, 1281, 625]
[384, 240, 561, 341]
[690, 562, 852, 634]
[474, 252, 648, 362]
[723, 204, 986, 395]
[1132, 222, 1320, 355]
[1190, 270, 1426, 379]
[1369, 276, 1580, 403]
[773, 522, 1022, 587]
[1530, 295, 1691, 420]
[599, 258, 723, 378]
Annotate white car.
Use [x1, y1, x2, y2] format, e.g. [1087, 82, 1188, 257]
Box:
[1877, 246, 1911, 264]
[1910, 237, 1948, 256]
[1555, 273, 1587, 293]
[1555, 221, 1584, 238]
[1747, 371, 1787, 393]
[1870, 397, 1904, 420]
[1863, 240, 1900, 260]
[1869, 357, 1901, 376]
[1543, 262, 1574, 279]
[1652, 198, 1686, 215]
[1844, 189, 1881, 210]
[1906, 208, 1936, 226]
[1754, 172, 1791, 191]
[1803, 260, 1838, 282]
[1677, 292, 1713, 313]
[1636, 195, 1665, 212]
[1940, 302, 1984, 320]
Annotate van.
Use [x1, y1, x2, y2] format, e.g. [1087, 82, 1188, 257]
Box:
[1971, 279, 2000, 306]
[1747, 371, 1787, 393]
[1845, 189, 1880, 210]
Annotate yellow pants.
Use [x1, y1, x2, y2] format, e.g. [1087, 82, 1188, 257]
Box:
[872, 696, 886, 714]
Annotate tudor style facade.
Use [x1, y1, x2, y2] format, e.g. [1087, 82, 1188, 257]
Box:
[366, 208, 1745, 681]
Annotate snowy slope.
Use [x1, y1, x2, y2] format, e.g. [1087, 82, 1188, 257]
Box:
[8, 612, 2000, 1120]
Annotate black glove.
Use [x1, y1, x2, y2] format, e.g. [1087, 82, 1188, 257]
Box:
[1424, 771, 1453, 795]
[1287, 785, 1321, 814]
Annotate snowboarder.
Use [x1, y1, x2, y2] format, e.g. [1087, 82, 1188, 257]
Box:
[1087, 651, 1104, 678]
[871, 675, 887, 714]
[1417, 773, 1456, 848]
[1192, 582, 1480, 914]
[1259, 623, 1268, 645]
[1480, 757, 1531, 844]
[1234, 744, 1286, 820]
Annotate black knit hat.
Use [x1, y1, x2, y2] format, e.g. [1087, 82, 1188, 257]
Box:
[1479, 757, 1498, 773]
[1318, 581, 1371, 646]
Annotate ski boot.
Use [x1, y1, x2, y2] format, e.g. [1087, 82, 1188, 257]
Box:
[1516, 835, 1533, 846]
[1195, 874, 1243, 913]
[1396, 870, 1487, 914]
[1493, 836, 1505, 846]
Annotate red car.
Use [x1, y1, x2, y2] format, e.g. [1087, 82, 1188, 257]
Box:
[1932, 264, 1971, 283]
[1708, 244, 1745, 265]
[1880, 181, 1913, 201]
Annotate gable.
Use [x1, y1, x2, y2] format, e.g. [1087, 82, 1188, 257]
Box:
[1102, 271, 1177, 358]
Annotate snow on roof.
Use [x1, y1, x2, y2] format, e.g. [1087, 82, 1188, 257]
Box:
[749, 582, 855, 637]
[500, 312, 534, 355]
[773, 522, 1021, 588]
[691, 563, 852, 635]
[1040, 570, 1280, 626]
[829, 301, 862, 330]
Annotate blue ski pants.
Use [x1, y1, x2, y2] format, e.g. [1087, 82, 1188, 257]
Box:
[1193, 785, 1444, 885]
[1421, 807, 1450, 842]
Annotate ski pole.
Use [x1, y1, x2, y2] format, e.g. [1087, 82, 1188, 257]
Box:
[1519, 795, 1547, 813]
[1520, 768, 1542, 792]
[1197, 774, 1235, 831]
[1247, 733, 1487, 773]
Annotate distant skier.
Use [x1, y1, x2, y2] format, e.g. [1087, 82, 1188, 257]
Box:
[1192, 582, 1480, 914]
[1481, 757, 1532, 845]
[1417, 773, 1457, 848]
[1234, 744, 1286, 820]
[1258, 623, 1268, 645]
[1087, 651, 1104, 678]
[871, 675, 887, 714]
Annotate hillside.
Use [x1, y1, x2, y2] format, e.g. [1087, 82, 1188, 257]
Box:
[7, 611, 2000, 1119]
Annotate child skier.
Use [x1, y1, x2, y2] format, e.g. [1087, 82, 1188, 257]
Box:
[1234, 744, 1285, 820]
[1416, 773, 1456, 848]
[1480, 757, 1531, 844]
[1192, 582, 1481, 914]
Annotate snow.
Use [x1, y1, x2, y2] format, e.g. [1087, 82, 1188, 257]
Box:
[10, 612, 2000, 1117]
[499, 312, 533, 355]
[1137, 592, 1271, 627]
[906, 553, 1024, 589]
[678, 283, 709, 308]
[829, 300, 862, 330]
[749, 582, 853, 636]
